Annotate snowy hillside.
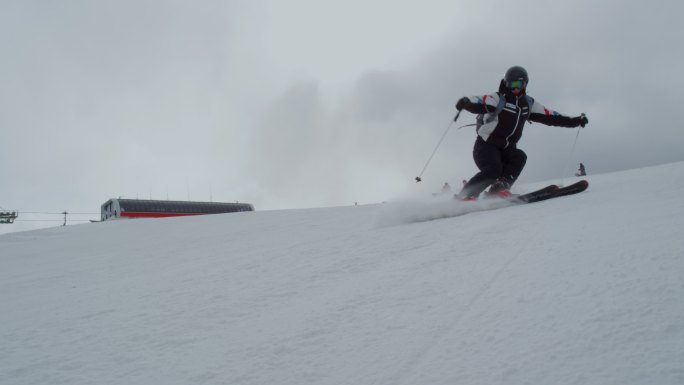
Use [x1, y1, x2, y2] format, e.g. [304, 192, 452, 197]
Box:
[2, 163, 684, 385]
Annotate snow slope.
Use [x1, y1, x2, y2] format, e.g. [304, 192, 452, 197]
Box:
[2, 162, 684, 385]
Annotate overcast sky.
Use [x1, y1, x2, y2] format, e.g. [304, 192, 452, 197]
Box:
[1, 0, 683, 233]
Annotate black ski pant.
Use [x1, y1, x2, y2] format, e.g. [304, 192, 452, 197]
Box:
[462, 137, 527, 197]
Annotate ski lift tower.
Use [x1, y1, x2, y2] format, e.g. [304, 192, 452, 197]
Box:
[0, 206, 18, 224]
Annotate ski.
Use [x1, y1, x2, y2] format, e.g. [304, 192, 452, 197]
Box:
[516, 180, 588, 203]
[513, 184, 560, 203]
[456, 184, 559, 203]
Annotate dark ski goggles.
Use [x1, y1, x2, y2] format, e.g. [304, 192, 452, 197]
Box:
[507, 80, 526, 89]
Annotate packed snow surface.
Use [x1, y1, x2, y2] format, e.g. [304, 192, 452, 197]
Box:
[2, 163, 684, 385]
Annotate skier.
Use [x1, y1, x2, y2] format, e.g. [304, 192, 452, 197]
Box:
[454, 66, 589, 200]
[441, 182, 452, 194]
[576, 162, 587, 177]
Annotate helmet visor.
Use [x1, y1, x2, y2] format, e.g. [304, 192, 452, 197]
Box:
[507, 80, 526, 89]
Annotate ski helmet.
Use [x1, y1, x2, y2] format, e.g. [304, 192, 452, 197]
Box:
[504, 66, 529, 89]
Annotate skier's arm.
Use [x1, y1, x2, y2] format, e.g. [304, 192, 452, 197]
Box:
[456, 94, 499, 114]
[529, 102, 588, 127]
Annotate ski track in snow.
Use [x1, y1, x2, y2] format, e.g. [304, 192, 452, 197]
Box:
[390, 229, 539, 385]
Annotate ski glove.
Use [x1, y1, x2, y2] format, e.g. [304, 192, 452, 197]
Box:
[573, 114, 589, 128]
[455, 97, 470, 111]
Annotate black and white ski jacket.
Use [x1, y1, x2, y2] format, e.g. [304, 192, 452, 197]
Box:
[462, 91, 583, 149]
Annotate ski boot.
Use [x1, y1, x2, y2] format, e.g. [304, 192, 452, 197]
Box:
[485, 178, 513, 199]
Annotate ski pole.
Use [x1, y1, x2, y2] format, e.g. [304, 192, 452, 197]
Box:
[415, 111, 461, 182]
[560, 113, 585, 185]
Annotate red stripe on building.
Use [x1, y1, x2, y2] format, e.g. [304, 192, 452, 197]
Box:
[119, 212, 202, 218]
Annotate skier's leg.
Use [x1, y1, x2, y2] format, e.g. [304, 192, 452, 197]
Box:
[458, 138, 502, 198]
[484, 147, 527, 195]
[500, 147, 527, 188]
